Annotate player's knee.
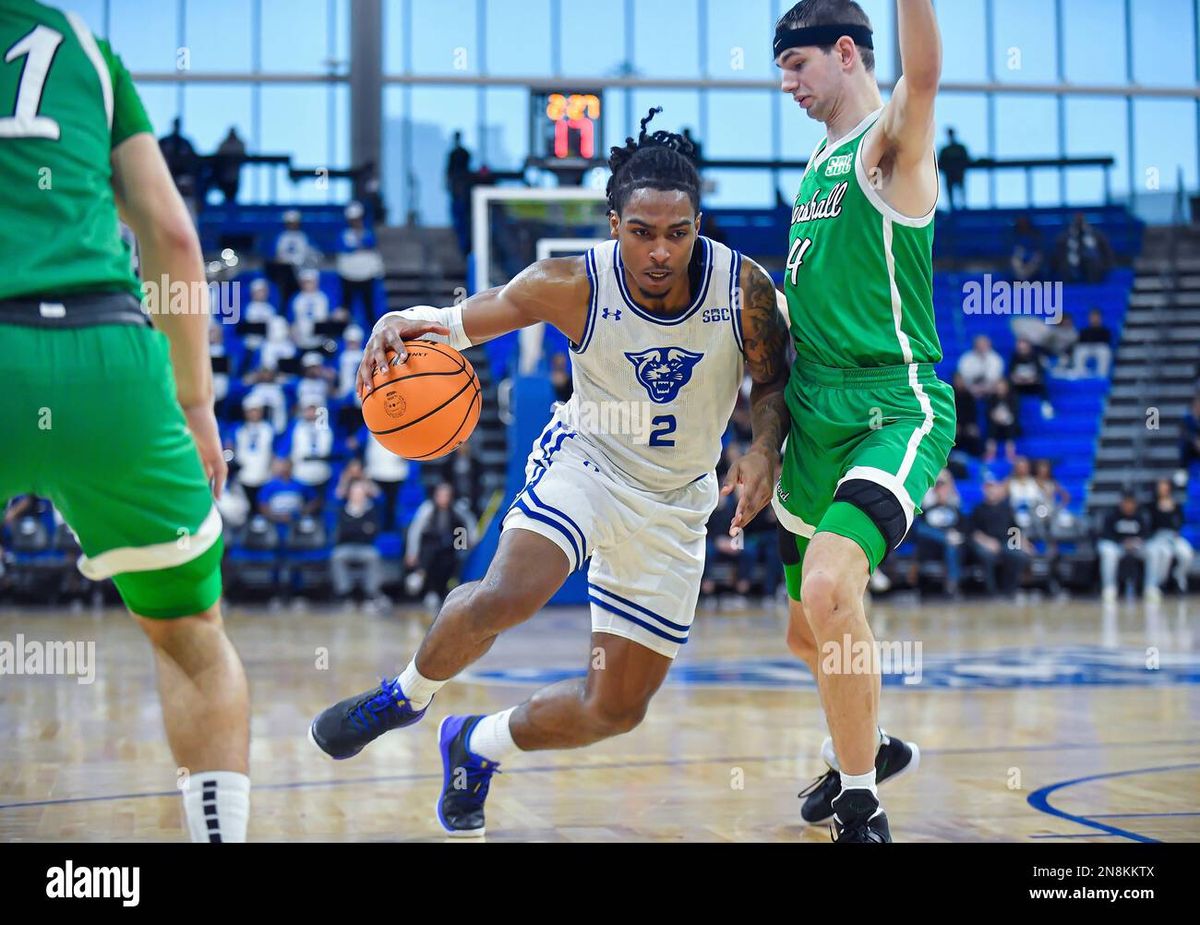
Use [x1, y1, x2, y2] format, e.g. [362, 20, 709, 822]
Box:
[463, 582, 537, 635]
[799, 569, 852, 633]
[585, 694, 650, 738]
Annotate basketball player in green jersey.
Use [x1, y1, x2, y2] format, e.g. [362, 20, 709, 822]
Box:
[0, 0, 250, 841]
[772, 0, 954, 842]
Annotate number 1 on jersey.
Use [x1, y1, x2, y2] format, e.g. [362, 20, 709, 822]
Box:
[0, 25, 64, 140]
[786, 237, 814, 286]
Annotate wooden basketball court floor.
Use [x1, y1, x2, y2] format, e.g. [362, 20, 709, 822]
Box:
[1, 595, 1197, 842]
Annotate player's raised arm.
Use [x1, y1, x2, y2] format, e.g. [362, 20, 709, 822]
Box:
[359, 256, 589, 393]
[721, 257, 792, 535]
[875, 0, 941, 167]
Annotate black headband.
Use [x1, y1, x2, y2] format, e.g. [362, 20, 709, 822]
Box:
[773, 24, 874, 59]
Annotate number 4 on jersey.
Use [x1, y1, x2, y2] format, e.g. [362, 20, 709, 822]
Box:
[786, 237, 814, 286]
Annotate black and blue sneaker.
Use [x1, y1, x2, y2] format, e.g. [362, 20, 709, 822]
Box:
[798, 730, 920, 826]
[437, 715, 501, 838]
[309, 676, 430, 760]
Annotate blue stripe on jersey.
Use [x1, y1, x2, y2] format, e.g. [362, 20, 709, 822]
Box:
[729, 249, 745, 355]
[571, 249, 600, 354]
[513, 499, 582, 571]
[587, 595, 689, 645]
[503, 461, 551, 519]
[588, 582, 691, 633]
[611, 237, 714, 326]
[525, 485, 588, 561]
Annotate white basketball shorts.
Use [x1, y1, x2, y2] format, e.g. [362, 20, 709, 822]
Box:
[500, 419, 718, 659]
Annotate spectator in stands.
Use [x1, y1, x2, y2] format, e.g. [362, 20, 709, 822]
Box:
[362, 431, 409, 530]
[1072, 308, 1113, 378]
[915, 469, 964, 597]
[1049, 312, 1080, 375]
[958, 334, 1004, 399]
[288, 402, 334, 509]
[446, 131, 472, 256]
[336, 202, 384, 327]
[1010, 215, 1044, 282]
[331, 479, 387, 610]
[428, 443, 482, 518]
[291, 268, 330, 350]
[257, 457, 318, 527]
[231, 396, 275, 510]
[335, 458, 380, 502]
[209, 322, 230, 412]
[984, 378, 1021, 463]
[1007, 338, 1054, 419]
[701, 489, 752, 608]
[1053, 212, 1115, 284]
[1146, 478, 1193, 595]
[296, 352, 336, 411]
[1007, 457, 1047, 538]
[337, 325, 365, 400]
[1033, 458, 1075, 541]
[269, 210, 316, 309]
[1180, 393, 1200, 483]
[549, 352, 573, 404]
[967, 477, 1033, 598]
[406, 482, 477, 612]
[243, 366, 290, 433]
[1097, 491, 1153, 602]
[257, 314, 297, 373]
[213, 127, 246, 204]
[241, 278, 277, 350]
[158, 117, 200, 212]
[937, 127, 970, 211]
[951, 372, 983, 460]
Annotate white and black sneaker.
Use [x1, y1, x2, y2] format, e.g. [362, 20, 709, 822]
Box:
[798, 730, 920, 826]
[831, 789, 891, 843]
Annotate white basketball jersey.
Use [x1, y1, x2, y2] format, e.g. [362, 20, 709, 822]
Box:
[549, 236, 746, 493]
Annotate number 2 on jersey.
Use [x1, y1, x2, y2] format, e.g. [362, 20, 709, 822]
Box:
[649, 415, 676, 447]
[786, 237, 814, 286]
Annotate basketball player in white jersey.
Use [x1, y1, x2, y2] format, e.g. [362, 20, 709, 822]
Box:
[309, 109, 792, 836]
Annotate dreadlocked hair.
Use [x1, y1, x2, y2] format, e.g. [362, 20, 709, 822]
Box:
[605, 107, 701, 216]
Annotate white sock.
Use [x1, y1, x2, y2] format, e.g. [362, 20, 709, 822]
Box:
[182, 771, 250, 843]
[467, 707, 518, 763]
[825, 727, 884, 772]
[839, 769, 878, 799]
[397, 659, 445, 710]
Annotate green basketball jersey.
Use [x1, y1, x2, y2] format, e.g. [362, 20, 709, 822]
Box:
[0, 0, 152, 303]
[783, 108, 941, 369]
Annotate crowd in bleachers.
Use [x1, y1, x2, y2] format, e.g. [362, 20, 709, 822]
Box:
[0, 205, 484, 612]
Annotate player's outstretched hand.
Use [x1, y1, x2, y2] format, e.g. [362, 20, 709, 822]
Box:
[358, 316, 451, 396]
[720, 447, 781, 537]
[182, 401, 228, 500]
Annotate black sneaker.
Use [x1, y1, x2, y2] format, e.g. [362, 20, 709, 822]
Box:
[831, 789, 892, 843]
[798, 730, 920, 826]
[309, 676, 430, 760]
[437, 714, 501, 837]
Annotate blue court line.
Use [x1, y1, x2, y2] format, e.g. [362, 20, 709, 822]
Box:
[4, 740, 1199, 814]
[1029, 833, 1129, 839]
[1026, 763, 1200, 844]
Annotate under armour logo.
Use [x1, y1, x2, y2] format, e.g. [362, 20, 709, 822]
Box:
[601, 307, 622, 321]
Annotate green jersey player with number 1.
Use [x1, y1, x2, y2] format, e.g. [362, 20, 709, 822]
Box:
[0, 0, 250, 841]
[771, 0, 955, 842]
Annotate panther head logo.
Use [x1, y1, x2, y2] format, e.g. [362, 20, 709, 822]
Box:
[624, 347, 704, 405]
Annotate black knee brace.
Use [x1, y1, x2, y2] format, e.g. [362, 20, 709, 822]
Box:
[832, 479, 909, 550]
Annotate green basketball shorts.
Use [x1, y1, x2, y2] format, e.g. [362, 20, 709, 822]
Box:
[773, 359, 956, 599]
[0, 321, 223, 618]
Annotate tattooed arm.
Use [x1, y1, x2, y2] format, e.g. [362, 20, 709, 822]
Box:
[719, 257, 793, 536]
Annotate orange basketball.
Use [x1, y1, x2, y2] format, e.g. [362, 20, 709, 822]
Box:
[361, 341, 481, 461]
